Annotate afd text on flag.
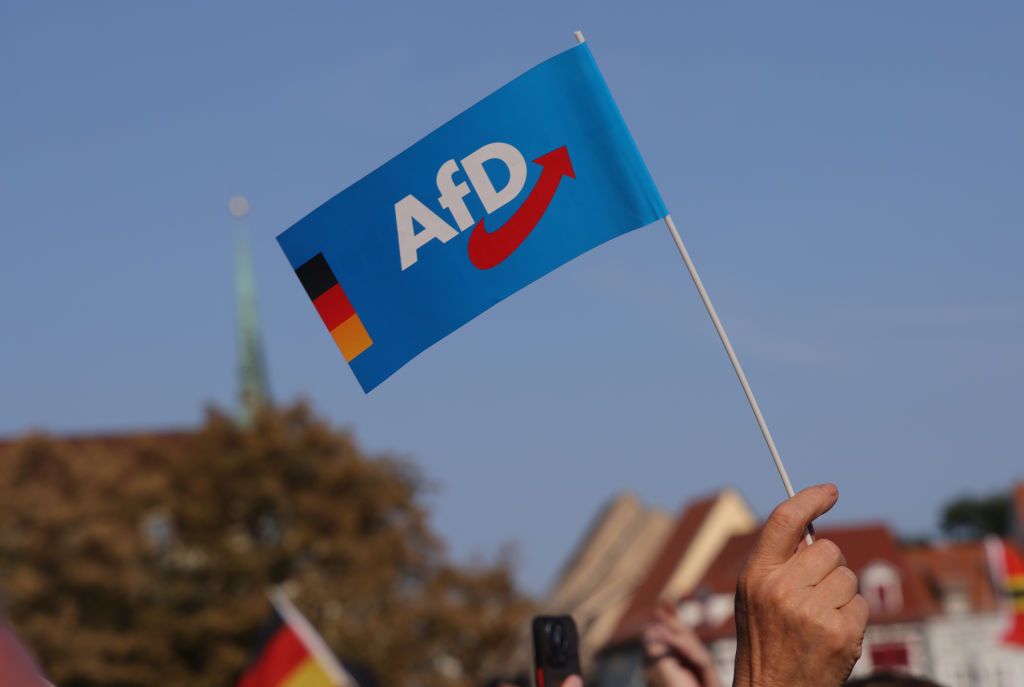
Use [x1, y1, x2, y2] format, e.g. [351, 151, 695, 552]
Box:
[278, 43, 666, 392]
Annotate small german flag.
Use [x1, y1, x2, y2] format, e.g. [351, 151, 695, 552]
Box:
[237, 589, 355, 687]
[986, 537, 1024, 647]
[295, 253, 373, 363]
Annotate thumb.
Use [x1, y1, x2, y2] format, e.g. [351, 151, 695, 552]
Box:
[751, 484, 838, 566]
[560, 677, 583, 687]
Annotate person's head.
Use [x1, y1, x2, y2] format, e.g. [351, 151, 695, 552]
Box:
[845, 673, 944, 687]
[483, 676, 528, 687]
[344, 663, 380, 687]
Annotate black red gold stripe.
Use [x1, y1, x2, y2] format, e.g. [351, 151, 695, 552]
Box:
[295, 253, 372, 362]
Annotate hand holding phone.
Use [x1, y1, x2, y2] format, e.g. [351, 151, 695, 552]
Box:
[531, 615, 582, 687]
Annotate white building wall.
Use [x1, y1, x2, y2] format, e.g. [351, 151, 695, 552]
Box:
[623, 615, 1024, 687]
[712, 623, 931, 684]
[858, 622, 929, 675]
[693, 618, 1024, 687]
[709, 637, 736, 686]
[923, 612, 1024, 687]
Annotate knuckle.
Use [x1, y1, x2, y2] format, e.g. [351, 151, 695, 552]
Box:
[851, 593, 870, 624]
[839, 565, 859, 589]
[832, 565, 857, 594]
[806, 539, 847, 573]
[795, 601, 819, 625]
[816, 539, 842, 564]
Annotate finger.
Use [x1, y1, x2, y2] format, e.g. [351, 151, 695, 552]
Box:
[658, 619, 703, 665]
[811, 565, 858, 609]
[654, 598, 685, 631]
[751, 484, 838, 565]
[643, 626, 669, 657]
[662, 625, 709, 664]
[787, 539, 847, 587]
[654, 604, 683, 633]
[839, 593, 870, 632]
[561, 676, 583, 687]
[656, 596, 676, 613]
[654, 597, 677, 621]
[657, 613, 699, 646]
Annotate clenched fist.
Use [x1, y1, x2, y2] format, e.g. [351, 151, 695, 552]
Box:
[733, 484, 868, 687]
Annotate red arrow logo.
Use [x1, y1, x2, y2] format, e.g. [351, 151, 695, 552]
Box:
[467, 145, 575, 270]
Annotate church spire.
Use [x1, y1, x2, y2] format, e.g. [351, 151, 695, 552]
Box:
[229, 195, 270, 425]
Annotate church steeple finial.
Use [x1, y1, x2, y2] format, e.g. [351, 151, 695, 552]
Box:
[229, 195, 270, 425]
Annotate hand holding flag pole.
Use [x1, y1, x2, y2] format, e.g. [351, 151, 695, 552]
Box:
[572, 31, 813, 545]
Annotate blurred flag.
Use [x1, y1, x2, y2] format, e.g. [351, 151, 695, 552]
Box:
[0, 621, 51, 687]
[237, 589, 356, 687]
[986, 537, 1024, 647]
[277, 42, 666, 392]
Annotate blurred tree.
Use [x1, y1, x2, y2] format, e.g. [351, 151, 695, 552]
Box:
[940, 491, 1011, 540]
[0, 403, 532, 687]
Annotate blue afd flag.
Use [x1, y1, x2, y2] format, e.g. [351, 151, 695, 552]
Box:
[278, 43, 667, 392]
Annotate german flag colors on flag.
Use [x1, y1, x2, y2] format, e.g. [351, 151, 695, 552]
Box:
[986, 537, 1024, 647]
[295, 253, 373, 363]
[237, 590, 354, 687]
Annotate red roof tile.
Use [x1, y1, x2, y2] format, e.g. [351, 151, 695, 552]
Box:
[683, 524, 940, 642]
[684, 529, 759, 597]
[904, 541, 999, 613]
[0, 429, 187, 452]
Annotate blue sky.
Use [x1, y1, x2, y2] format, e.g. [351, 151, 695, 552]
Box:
[2, 2, 1021, 592]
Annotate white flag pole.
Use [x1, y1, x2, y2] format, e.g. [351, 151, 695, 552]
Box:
[573, 31, 813, 544]
[268, 587, 359, 687]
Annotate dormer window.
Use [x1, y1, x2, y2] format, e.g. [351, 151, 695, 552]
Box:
[941, 583, 969, 615]
[861, 561, 903, 614]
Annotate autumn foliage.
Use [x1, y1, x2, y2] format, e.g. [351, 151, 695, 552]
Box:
[0, 403, 532, 686]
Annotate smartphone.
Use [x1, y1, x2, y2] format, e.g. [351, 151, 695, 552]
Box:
[531, 615, 581, 687]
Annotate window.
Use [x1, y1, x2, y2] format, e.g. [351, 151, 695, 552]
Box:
[941, 584, 969, 615]
[870, 642, 909, 669]
[861, 561, 903, 614]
